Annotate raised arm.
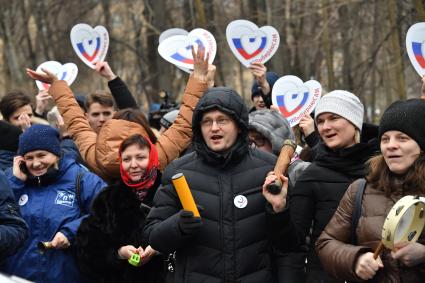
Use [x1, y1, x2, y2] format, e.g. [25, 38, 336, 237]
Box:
[94, 61, 138, 109]
[155, 46, 214, 170]
[26, 68, 104, 177]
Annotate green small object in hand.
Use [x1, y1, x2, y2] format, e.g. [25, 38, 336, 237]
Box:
[128, 253, 141, 267]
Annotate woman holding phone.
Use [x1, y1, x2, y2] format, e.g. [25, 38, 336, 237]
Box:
[3, 124, 105, 283]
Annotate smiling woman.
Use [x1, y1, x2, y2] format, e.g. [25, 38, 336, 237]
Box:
[316, 99, 425, 282]
[3, 124, 106, 283]
[273, 90, 379, 283]
[75, 134, 164, 282]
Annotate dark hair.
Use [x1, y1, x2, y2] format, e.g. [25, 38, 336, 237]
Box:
[113, 108, 157, 143]
[85, 90, 115, 110]
[366, 154, 425, 196]
[0, 91, 32, 121]
[120, 134, 151, 154]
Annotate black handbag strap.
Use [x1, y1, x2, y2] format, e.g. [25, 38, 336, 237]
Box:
[351, 178, 366, 245]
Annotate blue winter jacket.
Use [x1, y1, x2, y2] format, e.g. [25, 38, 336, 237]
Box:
[2, 153, 106, 283]
[0, 150, 14, 172]
[0, 170, 28, 260]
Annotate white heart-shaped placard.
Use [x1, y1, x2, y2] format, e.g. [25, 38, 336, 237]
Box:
[272, 75, 321, 127]
[159, 28, 191, 73]
[70, 23, 109, 69]
[159, 28, 189, 44]
[35, 61, 78, 90]
[226, 20, 280, 67]
[406, 22, 425, 77]
[158, 28, 216, 70]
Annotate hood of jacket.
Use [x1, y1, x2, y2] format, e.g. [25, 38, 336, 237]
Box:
[192, 87, 249, 168]
[95, 119, 150, 180]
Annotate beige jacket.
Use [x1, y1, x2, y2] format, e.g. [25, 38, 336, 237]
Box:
[49, 76, 208, 182]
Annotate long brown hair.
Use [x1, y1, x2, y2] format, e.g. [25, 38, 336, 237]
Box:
[366, 154, 425, 196]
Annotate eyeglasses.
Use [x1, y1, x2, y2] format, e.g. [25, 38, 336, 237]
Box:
[248, 136, 267, 148]
[200, 118, 232, 128]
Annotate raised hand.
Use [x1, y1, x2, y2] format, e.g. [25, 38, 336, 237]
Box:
[262, 172, 288, 213]
[94, 61, 117, 81]
[35, 90, 53, 116]
[26, 68, 58, 85]
[299, 114, 315, 137]
[249, 62, 270, 94]
[192, 45, 210, 82]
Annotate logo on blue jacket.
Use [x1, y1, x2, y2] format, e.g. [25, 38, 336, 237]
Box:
[55, 191, 76, 208]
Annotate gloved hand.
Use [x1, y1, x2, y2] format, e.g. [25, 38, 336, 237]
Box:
[178, 210, 202, 235]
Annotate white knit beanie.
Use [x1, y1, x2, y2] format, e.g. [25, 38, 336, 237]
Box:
[314, 90, 364, 130]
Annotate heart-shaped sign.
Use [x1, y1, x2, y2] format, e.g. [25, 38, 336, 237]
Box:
[406, 22, 425, 77]
[158, 28, 216, 70]
[159, 28, 189, 44]
[35, 61, 78, 90]
[226, 19, 280, 67]
[159, 28, 191, 73]
[70, 23, 109, 69]
[272, 75, 321, 127]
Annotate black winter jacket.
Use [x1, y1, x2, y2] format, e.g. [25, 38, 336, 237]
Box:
[0, 170, 28, 260]
[276, 138, 379, 283]
[145, 149, 278, 283]
[144, 87, 282, 283]
[75, 177, 163, 283]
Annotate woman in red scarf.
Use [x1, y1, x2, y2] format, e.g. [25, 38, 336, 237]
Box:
[75, 134, 163, 283]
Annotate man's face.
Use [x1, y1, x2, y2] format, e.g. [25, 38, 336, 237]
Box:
[85, 102, 115, 133]
[200, 110, 240, 153]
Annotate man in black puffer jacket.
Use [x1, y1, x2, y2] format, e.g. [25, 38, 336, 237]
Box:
[144, 87, 287, 283]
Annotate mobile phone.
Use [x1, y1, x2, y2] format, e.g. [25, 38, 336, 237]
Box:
[19, 161, 30, 175]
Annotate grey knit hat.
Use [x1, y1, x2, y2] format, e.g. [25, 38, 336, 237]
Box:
[314, 90, 364, 130]
[249, 109, 295, 155]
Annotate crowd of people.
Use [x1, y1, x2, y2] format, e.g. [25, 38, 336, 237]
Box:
[0, 44, 424, 283]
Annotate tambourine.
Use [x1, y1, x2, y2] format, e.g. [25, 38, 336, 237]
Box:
[374, 195, 425, 258]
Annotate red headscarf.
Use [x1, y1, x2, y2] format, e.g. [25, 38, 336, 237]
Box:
[119, 136, 159, 200]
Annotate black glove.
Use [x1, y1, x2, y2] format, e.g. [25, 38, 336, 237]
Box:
[178, 210, 202, 235]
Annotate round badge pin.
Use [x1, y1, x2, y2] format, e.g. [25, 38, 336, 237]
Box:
[19, 194, 29, 206]
[234, 195, 248, 209]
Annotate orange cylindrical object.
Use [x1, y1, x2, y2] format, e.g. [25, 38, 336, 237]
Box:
[172, 173, 200, 217]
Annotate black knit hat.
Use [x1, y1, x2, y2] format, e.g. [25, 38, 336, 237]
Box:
[18, 124, 61, 156]
[0, 121, 22, 152]
[379, 99, 425, 151]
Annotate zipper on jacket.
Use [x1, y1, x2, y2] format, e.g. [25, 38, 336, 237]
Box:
[37, 176, 41, 186]
[218, 175, 226, 281]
